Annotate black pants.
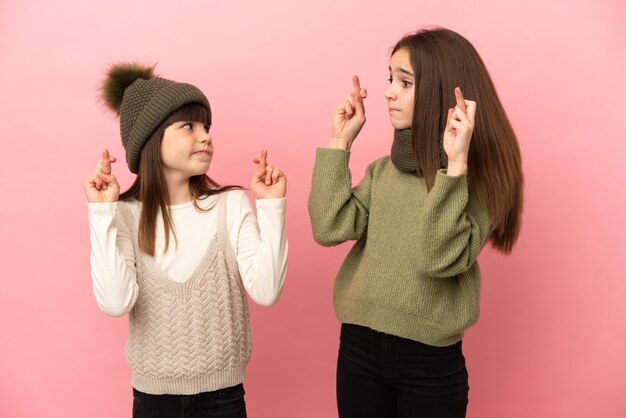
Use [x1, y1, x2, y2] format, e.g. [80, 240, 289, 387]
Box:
[132, 383, 246, 418]
[337, 324, 468, 418]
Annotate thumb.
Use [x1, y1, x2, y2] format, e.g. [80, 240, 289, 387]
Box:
[102, 173, 119, 187]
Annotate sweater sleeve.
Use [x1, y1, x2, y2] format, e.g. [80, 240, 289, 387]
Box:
[88, 202, 139, 317]
[414, 170, 493, 278]
[308, 148, 374, 246]
[233, 194, 288, 307]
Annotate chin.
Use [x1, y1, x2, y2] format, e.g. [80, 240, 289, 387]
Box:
[191, 166, 210, 177]
[389, 121, 406, 130]
[389, 117, 409, 130]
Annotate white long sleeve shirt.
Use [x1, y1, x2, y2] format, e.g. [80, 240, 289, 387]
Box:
[88, 190, 287, 316]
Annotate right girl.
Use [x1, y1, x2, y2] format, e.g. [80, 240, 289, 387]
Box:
[308, 27, 523, 418]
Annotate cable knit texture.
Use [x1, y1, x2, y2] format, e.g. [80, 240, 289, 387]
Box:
[117, 193, 252, 395]
[308, 148, 493, 347]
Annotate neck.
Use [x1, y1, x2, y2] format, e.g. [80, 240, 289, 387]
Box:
[163, 172, 192, 205]
[390, 128, 418, 174]
[390, 128, 448, 176]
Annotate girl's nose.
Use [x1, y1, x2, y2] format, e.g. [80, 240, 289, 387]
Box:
[384, 86, 395, 100]
[200, 131, 211, 143]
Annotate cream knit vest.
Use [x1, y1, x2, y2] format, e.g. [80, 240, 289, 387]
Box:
[117, 193, 252, 395]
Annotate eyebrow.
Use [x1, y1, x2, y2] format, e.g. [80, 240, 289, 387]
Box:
[389, 66, 415, 77]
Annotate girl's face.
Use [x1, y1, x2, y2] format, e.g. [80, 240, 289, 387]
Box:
[385, 48, 415, 130]
[160, 121, 213, 180]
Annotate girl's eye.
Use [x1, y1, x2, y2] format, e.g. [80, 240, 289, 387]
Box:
[204, 125, 210, 134]
[388, 76, 412, 88]
[182, 123, 193, 130]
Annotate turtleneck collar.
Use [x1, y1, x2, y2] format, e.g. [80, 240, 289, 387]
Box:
[390, 128, 448, 176]
[390, 128, 416, 173]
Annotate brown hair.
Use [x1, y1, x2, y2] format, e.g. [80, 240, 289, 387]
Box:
[120, 103, 239, 256]
[392, 27, 523, 254]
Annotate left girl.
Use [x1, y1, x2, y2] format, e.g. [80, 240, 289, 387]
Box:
[83, 63, 287, 417]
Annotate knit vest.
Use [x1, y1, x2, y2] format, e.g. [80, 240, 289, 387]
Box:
[117, 193, 252, 395]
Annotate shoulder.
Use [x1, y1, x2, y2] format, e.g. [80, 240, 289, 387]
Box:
[373, 155, 392, 168]
[113, 200, 140, 231]
[117, 198, 139, 208]
[194, 189, 247, 210]
[366, 155, 393, 177]
[222, 189, 249, 210]
[218, 189, 252, 220]
[117, 199, 140, 217]
[222, 188, 247, 200]
[220, 190, 255, 236]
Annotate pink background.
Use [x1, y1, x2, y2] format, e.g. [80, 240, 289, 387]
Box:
[1, 0, 625, 417]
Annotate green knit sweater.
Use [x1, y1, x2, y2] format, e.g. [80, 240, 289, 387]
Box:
[308, 148, 493, 347]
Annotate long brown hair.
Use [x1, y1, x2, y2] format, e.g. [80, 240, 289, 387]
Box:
[392, 27, 523, 254]
[120, 103, 239, 256]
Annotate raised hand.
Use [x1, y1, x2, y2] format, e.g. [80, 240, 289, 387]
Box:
[443, 87, 477, 175]
[251, 149, 287, 199]
[330, 75, 367, 150]
[83, 149, 121, 203]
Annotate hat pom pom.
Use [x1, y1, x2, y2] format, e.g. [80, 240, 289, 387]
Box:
[100, 63, 156, 113]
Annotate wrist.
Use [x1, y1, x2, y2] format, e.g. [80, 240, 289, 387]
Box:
[329, 138, 350, 151]
[446, 162, 468, 176]
[255, 193, 286, 200]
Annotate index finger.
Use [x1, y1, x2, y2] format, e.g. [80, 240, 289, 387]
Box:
[353, 75, 361, 96]
[454, 87, 467, 113]
[257, 149, 268, 170]
[353, 75, 366, 117]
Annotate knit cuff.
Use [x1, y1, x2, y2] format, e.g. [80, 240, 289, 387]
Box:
[430, 170, 468, 204]
[316, 147, 350, 167]
[436, 168, 467, 180]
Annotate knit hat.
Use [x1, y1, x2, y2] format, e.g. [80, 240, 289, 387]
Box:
[100, 63, 211, 173]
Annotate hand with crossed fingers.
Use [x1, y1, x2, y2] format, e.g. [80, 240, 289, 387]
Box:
[330, 75, 368, 151]
[83, 149, 120, 203]
[251, 149, 287, 199]
[443, 87, 477, 176]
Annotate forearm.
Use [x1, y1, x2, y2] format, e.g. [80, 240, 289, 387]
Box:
[88, 203, 138, 316]
[237, 198, 288, 307]
[308, 148, 371, 246]
[414, 171, 492, 277]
